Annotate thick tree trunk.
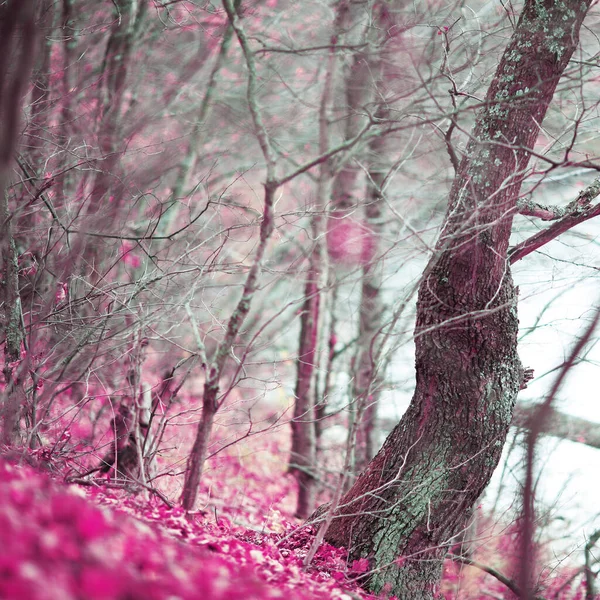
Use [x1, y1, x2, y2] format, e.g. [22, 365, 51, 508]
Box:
[323, 2, 591, 597]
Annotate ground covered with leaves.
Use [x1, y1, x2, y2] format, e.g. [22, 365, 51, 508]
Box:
[0, 452, 587, 600]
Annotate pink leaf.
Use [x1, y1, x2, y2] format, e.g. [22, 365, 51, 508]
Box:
[351, 557, 370, 574]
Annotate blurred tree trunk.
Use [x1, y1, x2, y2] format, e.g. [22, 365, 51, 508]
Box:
[351, 123, 387, 475]
[323, 1, 395, 479]
[82, 0, 146, 270]
[289, 1, 353, 519]
[323, 2, 591, 597]
[0, 1, 37, 445]
[340, 3, 397, 474]
[97, 334, 154, 483]
[27, 0, 54, 169]
[159, 0, 240, 236]
[290, 0, 394, 518]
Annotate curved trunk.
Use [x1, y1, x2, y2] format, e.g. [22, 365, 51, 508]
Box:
[324, 2, 591, 597]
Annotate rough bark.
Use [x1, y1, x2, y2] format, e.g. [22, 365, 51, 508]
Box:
[323, 2, 591, 597]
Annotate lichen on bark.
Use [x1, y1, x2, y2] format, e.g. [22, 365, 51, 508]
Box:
[321, 1, 591, 597]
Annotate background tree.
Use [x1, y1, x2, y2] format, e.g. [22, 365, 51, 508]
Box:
[0, 0, 37, 444]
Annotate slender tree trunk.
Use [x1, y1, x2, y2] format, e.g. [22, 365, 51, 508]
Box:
[323, 2, 591, 597]
[289, 190, 328, 518]
[352, 125, 387, 475]
[315, 283, 338, 448]
[289, 1, 352, 518]
[180, 384, 218, 511]
[58, 0, 75, 146]
[180, 0, 278, 511]
[159, 0, 240, 236]
[27, 0, 54, 168]
[81, 0, 145, 271]
[325, 1, 393, 477]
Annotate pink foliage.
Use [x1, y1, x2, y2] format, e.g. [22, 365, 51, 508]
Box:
[0, 451, 588, 600]
[120, 241, 141, 268]
[0, 458, 376, 600]
[327, 216, 376, 267]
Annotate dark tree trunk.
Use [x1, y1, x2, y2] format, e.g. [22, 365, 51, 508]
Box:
[0, 1, 37, 445]
[289, 1, 350, 518]
[289, 251, 322, 518]
[323, 2, 591, 597]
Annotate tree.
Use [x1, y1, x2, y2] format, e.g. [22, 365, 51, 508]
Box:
[321, 1, 594, 598]
[0, 0, 37, 444]
[1, 2, 599, 597]
[289, 0, 397, 516]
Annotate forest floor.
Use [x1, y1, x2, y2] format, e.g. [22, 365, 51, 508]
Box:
[0, 446, 378, 600]
[0, 442, 586, 600]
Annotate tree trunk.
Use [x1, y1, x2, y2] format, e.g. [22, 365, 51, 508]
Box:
[323, 2, 591, 597]
[289, 2, 351, 518]
[0, 1, 37, 445]
[180, 385, 218, 511]
[81, 0, 145, 270]
[27, 0, 54, 168]
[325, 1, 393, 477]
[352, 126, 387, 475]
[179, 0, 278, 512]
[160, 0, 239, 236]
[289, 210, 326, 518]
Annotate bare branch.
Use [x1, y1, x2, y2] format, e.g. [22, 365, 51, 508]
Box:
[510, 177, 600, 263]
[513, 404, 600, 450]
[448, 553, 545, 600]
[222, 0, 276, 177]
